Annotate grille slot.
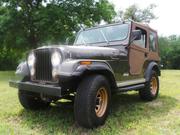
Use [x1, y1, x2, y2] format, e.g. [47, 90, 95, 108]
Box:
[34, 49, 53, 82]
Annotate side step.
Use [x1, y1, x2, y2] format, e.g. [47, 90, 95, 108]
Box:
[117, 84, 145, 92]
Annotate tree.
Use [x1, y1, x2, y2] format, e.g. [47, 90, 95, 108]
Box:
[0, 0, 116, 70]
[118, 4, 157, 23]
[0, 0, 116, 48]
[158, 36, 180, 69]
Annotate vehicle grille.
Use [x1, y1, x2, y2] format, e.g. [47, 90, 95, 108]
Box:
[34, 49, 53, 82]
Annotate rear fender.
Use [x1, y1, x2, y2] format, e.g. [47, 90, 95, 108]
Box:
[145, 62, 161, 81]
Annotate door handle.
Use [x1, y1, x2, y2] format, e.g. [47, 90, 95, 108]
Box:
[145, 52, 148, 57]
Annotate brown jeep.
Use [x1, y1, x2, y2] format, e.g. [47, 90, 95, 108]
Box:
[9, 21, 160, 128]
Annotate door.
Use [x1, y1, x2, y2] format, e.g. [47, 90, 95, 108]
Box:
[128, 26, 149, 76]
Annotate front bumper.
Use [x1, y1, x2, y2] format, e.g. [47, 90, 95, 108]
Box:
[9, 81, 62, 97]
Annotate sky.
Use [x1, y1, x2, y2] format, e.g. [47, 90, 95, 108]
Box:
[109, 0, 180, 36]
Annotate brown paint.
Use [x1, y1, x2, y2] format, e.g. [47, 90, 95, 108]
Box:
[128, 22, 160, 75]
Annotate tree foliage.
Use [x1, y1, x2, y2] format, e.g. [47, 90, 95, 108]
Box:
[118, 4, 157, 23]
[0, 0, 116, 70]
[1, 2, 180, 70]
[159, 36, 180, 69]
[0, 0, 116, 49]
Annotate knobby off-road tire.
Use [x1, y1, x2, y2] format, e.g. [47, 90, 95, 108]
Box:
[18, 90, 50, 110]
[139, 71, 159, 101]
[74, 75, 111, 128]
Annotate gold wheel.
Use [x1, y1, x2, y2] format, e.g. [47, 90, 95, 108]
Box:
[95, 87, 108, 117]
[150, 76, 158, 95]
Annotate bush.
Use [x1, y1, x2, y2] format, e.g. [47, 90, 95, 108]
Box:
[0, 47, 27, 70]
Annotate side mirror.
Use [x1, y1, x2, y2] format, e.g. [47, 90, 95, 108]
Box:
[131, 30, 142, 41]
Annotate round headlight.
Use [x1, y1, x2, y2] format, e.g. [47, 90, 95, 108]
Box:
[27, 52, 36, 67]
[27, 52, 36, 76]
[51, 51, 61, 67]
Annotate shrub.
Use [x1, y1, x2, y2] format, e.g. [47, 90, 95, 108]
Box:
[0, 47, 27, 70]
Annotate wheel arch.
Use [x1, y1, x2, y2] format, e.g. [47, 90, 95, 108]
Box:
[144, 61, 161, 81]
[80, 69, 117, 89]
[75, 63, 117, 91]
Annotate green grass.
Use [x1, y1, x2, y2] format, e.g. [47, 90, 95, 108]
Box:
[0, 70, 180, 135]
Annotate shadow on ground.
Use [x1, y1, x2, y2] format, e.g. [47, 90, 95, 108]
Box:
[18, 93, 178, 134]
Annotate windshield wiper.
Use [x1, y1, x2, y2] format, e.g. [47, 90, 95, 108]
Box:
[82, 38, 87, 46]
[100, 30, 109, 44]
[79, 33, 87, 46]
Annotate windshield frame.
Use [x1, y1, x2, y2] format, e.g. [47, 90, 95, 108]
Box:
[74, 22, 131, 46]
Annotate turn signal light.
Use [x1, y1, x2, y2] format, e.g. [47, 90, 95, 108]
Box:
[80, 61, 92, 65]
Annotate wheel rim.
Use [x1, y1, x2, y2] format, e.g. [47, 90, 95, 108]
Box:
[150, 76, 158, 95]
[95, 87, 108, 117]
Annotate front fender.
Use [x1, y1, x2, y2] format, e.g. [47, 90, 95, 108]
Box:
[15, 61, 30, 77]
[58, 59, 114, 76]
[58, 59, 117, 88]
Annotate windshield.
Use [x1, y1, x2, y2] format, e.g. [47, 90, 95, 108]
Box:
[75, 23, 129, 45]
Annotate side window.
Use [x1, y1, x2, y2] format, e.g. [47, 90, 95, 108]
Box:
[149, 32, 156, 52]
[133, 27, 147, 48]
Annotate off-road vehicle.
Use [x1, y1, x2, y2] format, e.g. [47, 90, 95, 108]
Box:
[10, 21, 160, 128]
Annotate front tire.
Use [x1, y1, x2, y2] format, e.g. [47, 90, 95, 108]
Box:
[74, 75, 111, 128]
[139, 71, 159, 101]
[18, 90, 50, 110]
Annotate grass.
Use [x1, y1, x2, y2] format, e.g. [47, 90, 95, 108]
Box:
[0, 70, 180, 135]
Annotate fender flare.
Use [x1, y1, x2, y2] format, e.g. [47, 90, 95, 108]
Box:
[15, 61, 30, 77]
[75, 62, 117, 89]
[144, 62, 161, 82]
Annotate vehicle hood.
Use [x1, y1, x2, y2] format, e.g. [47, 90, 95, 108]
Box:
[37, 45, 127, 60]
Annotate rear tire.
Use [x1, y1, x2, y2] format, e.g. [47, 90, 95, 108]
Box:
[139, 71, 159, 101]
[18, 90, 50, 110]
[74, 75, 111, 128]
